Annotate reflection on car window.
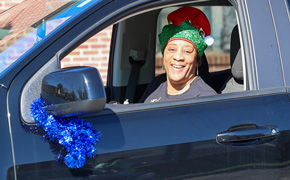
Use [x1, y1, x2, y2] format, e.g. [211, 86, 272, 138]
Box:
[0, 0, 102, 74]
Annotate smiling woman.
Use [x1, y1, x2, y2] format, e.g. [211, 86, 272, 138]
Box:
[164, 40, 199, 94]
[139, 6, 216, 103]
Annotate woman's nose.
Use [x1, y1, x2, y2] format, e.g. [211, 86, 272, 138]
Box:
[173, 49, 184, 61]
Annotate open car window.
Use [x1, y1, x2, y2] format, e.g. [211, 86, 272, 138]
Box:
[59, 2, 243, 105]
[21, 0, 250, 124]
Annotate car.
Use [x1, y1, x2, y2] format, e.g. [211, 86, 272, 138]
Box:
[1, 0, 290, 179]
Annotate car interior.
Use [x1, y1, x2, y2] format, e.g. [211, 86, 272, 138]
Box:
[105, 2, 244, 104]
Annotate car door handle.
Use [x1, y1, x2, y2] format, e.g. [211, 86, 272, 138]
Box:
[216, 124, 279, 145]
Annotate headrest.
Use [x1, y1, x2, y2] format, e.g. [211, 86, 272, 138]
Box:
[230, 25, 243, 82]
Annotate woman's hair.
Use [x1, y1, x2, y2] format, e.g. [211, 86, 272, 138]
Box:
[196, 54, 202, 67]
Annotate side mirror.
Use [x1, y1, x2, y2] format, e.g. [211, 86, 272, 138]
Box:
[41, 66, 106, 117]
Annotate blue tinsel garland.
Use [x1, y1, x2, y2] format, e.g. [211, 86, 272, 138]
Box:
[30, 98, 101, 168]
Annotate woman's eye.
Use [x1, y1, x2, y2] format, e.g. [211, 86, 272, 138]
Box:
[184, 50, 192, 54]
[168, 48, 175, 52]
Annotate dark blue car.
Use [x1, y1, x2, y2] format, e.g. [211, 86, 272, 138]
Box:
[1, 0, 290, 179]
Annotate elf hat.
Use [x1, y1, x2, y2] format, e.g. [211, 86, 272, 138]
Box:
[158, 6, 214, 57]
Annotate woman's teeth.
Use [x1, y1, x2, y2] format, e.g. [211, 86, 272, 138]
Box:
[171, 65, 184, 69]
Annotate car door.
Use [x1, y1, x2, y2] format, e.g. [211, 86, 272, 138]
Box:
[86, 0, 290, 179]
[5, 0, 290, 180]
[0, 86, 14, 180]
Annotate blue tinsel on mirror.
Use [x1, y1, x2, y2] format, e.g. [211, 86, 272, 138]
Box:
[30, 98, 102, 168]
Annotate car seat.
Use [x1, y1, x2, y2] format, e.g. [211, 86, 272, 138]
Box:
[219, 25, 244, 93]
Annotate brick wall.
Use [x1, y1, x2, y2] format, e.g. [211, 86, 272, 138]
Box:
[207, 53, 230, 72]
[61, 26, 113, 85]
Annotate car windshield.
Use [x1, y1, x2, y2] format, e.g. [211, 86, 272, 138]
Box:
[0, 0, 102, 74]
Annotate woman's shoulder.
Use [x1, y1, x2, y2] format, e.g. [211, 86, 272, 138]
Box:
[192, 76, 217, 96]
[139, 73, 167, 103]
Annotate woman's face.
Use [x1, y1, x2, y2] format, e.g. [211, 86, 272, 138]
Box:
[163, 39, 198, 86]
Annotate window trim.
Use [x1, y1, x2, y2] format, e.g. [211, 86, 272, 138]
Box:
[237, 0, 258, 91]
[86, 87, 286, 117]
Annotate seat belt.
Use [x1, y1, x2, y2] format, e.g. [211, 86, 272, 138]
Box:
[124, 50, 146, 103]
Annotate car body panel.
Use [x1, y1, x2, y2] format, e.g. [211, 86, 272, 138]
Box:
[0, 87, 14, 180]
[8, 83, 290, 179]
[0, 87, 14, 179]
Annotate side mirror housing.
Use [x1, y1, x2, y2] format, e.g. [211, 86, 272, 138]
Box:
[41, 67, 106, 117]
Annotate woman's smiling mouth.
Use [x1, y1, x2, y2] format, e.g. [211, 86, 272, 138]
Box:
[171, 64, 185, 70]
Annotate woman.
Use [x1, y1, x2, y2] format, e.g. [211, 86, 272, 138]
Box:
[140, 6, 217, 103]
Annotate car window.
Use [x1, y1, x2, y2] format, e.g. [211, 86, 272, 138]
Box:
[58, 4, 243, 105]
[60, 26, 112, 86]
[0, 0, 103, 75]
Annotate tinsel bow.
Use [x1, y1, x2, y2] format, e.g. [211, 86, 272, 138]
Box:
[30, 98, 101, 168]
